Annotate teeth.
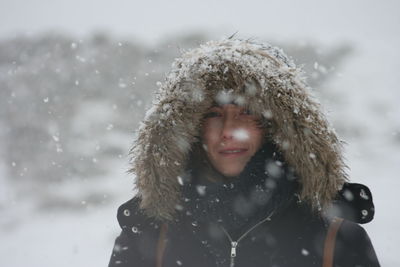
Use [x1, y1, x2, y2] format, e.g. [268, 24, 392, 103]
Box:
[223, 150, 242, 153]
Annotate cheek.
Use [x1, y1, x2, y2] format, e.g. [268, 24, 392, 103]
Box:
[202, 121, 222, 144]
[248, 126, 265, 148]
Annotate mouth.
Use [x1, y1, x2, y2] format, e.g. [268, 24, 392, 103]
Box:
[219, 148, 248, 157]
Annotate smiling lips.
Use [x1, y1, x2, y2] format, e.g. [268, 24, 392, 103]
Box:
[219, 148, 248, 157]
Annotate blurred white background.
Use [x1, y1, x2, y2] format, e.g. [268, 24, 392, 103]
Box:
[0, 0, 399, 266]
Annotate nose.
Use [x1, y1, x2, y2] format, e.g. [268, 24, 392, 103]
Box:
[220, 114, 238, 140]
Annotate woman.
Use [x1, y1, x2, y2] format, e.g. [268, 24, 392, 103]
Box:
[108, 39, 380, 267]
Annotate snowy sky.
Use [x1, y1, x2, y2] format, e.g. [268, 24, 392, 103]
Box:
[1, 0, 399, 46]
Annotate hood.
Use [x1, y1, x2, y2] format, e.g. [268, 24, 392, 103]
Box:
[129, 39, 348, 221]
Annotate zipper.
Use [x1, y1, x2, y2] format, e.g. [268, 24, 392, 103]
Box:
[220, 211, 274, 267]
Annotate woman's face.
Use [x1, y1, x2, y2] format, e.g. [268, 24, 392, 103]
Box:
[201, 104, 264, 177]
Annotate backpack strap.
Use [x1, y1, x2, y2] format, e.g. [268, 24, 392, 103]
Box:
[323, 217, 344, 267]
[156, 223, 169, 267]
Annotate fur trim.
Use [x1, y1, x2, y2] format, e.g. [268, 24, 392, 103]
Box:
[128, 39, 348, 221]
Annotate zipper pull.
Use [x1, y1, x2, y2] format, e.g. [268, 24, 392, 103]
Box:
[231, 241, 238, 257]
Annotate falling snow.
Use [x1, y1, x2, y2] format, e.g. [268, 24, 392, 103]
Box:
[215, 90, 234, 105]
[301, 248, 310, 256]
[232, 129, 250, 141]
[196, 185, 207, 196]
[0, 31, 398, 267]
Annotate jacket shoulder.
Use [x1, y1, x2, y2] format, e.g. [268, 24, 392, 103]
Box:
[334, 219, 380, 266]
[116, 197, 162, 233]
[331, 182, 375, 224]
[109, 198, 163, 267]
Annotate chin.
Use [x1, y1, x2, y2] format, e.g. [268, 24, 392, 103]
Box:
[219, 168, 242, 177]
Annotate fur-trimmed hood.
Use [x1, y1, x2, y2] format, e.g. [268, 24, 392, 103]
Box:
[129, 39, 348, 221]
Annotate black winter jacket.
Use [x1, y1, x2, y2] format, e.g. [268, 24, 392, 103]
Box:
[108, 185, 380, 267]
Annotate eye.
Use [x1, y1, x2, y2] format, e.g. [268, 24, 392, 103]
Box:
[203, 111, 222, 119]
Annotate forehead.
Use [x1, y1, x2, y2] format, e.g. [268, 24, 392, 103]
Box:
[208, 104, 245, 110]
